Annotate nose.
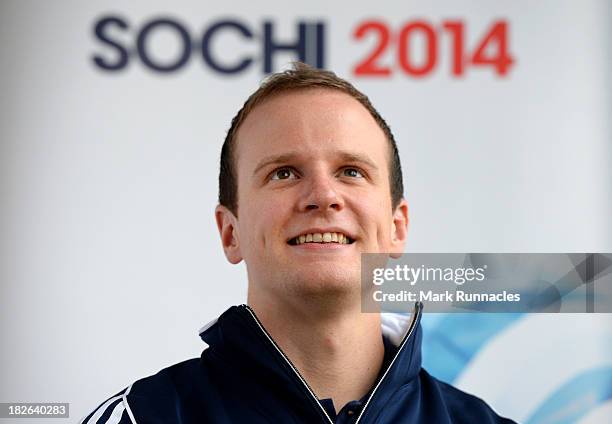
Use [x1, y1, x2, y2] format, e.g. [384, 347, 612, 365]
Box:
[298, 172, 344, 212]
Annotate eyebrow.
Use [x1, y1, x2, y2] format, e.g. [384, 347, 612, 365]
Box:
[252, 150, 379, 177]
[337, 151, 378, 170]
[252, 152, 300, 177]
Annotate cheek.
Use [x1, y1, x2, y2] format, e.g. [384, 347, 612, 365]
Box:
[238, 194, 287, 249]
[358, 197, 394, 244]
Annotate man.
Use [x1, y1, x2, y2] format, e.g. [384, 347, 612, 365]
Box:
[83, 63, 515, 423]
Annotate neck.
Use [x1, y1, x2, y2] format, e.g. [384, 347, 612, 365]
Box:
[248, 290, 385, 413]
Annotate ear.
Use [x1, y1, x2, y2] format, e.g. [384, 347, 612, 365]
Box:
[215, 205, 243, 264]
[389, 199, 409, 259]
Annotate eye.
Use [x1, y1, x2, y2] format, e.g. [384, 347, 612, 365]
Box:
[270, 167, 298, 180]
[341, 167, 365, 178]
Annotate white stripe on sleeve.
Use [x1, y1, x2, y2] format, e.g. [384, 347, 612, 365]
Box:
[122, 384, 137, 423]
[105, 400, 126, 424]
[80, 394, 122, 424]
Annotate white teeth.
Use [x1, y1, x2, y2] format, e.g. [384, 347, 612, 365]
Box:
[293, 232, 352, 245]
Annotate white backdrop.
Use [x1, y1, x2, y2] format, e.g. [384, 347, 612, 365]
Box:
[1, 0, 611, 422]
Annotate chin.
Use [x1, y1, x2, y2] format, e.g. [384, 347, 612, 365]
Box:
[289, 269, 360, 296]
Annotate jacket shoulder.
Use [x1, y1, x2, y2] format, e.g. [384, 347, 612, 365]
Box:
[81, 358, 202, 424]
[425, 370, 516, 423]
[80, 385, 136, 424]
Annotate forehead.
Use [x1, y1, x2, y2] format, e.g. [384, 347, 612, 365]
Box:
[234, 89, 389, 174]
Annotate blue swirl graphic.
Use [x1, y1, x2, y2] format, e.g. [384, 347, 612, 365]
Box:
[525, 366, 612, 424]
[421, 313, 522, 383]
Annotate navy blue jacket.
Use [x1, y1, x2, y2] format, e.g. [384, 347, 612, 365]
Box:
[82, 303, 516, 423]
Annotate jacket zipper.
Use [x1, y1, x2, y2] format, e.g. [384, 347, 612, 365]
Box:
[242, 303, 422, 424]
[242, 305, 334, 423]
[354, 302, 422, 424]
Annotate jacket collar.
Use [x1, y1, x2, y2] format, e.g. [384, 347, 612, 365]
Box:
[198, 303, 423, 421]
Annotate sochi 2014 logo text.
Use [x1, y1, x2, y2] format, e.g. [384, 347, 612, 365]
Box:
[91, 15, 514, 77]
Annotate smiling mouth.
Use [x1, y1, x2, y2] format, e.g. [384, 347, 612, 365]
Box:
[288, 232, 355, 246]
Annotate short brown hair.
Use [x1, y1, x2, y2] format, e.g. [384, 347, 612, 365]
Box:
[218, 62, 403, 214]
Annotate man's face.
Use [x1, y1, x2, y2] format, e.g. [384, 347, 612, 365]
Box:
[217, 89, 408, 300]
